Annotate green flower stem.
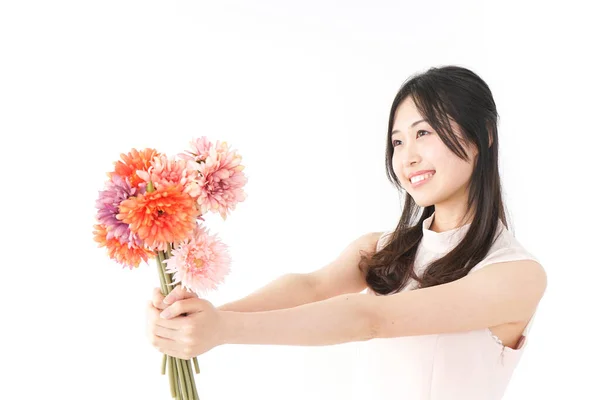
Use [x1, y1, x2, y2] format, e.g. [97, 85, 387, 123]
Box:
[157, 249, 182, 396]
[156, 251, 170, 379]
[165, 243, 202, 376]
[167, 355, 177, 398]
[163, 252, 181, 398]
[183, 359, 195, 400]
[155, 252, 167, 295]
[176, 358, 189, 400]
[161, 351, 167, 375]
[162, 243, 200, 399]
[158, 247, 183, 399]
[161, 353, 168, 376]
[187, 360, 199, 400]
[157, 251, 172, 295]
[161, 251, 174, 294]
[171, 355, 181, 399]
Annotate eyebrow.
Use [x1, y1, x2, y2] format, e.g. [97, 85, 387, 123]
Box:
[391, 119, 428, 136]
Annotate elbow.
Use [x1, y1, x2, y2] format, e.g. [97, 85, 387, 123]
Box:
[367, 318, 380, 340]
[363, 296, 381, 340]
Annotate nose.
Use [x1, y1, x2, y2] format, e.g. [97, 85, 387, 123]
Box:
[401, 142, 421, 168]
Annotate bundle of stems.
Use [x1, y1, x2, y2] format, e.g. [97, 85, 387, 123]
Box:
[155, 243, 202, 400]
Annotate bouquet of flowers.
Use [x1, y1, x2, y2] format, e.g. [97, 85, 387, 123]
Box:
[93, 137, 247, 399]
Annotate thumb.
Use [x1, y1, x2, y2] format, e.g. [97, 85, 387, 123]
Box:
[163, 284, 197, 305]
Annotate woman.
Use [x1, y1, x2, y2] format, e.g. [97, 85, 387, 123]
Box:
[147, 65, 547, 400]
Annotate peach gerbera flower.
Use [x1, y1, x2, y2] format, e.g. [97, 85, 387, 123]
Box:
[110, 148, 162, 190]
[164, 223, 231, 296]
[137, 154, 201, 199]
[93, 224, 154, 269]
[116, 185, 199, 251]
[196, 140, 248, 220]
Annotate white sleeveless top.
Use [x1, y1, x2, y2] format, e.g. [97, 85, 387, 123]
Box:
[352, 212, 540, 400]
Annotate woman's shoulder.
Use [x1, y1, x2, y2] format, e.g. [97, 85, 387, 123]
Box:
[347, 230, 394, 256]
[375, 230, 395, 252]
[469, 224, 542, 275]
[349, 231, 388, 255]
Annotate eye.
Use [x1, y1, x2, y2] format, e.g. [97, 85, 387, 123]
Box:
[391, 130, 431, 147]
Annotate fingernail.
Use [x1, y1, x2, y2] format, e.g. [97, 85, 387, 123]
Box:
[160, 309, 170, 319]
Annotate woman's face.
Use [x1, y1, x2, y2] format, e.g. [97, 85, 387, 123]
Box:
[391, 96, 478, 209]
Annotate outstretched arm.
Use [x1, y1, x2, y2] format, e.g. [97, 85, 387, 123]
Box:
[222, 291, 377, 346]
[220, 259, 546, 347]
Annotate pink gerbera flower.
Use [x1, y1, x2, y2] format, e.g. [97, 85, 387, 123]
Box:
[137, 154, 201, 199]
[196, 140, 248, 220]
[164, 224, 231, 296]
[178, 137, 213, 163]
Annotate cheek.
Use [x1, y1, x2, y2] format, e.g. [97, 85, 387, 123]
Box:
[422, 142, 446, 163]
[439, 156, 473, 187]
[391, 154, 406, 184]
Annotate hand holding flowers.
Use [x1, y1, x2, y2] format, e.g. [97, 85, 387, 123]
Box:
[147, 286, 226, 360]
[94, 137, 247, 400]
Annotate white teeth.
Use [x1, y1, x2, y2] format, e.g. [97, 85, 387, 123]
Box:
[410, 173, 434, 184]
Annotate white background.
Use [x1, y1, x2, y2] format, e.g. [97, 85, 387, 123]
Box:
[1, 1, 598, 399]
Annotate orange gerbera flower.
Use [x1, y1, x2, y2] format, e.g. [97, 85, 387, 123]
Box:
[109, 148, 162, 189]
[117, 185, 199, 251]
[93, 224, 154, 269]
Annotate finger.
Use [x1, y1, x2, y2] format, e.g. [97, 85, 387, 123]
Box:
[155, 343, 190, 361]
[150, 334, 193, 360]
[151, 323, 179, 341]
[163, 285, 197, 305]
[147, 301, 181, 330]
[161, 298, 203, 319]
[163, 285, 190, 305]
[152, 288, 167, 310]
[150, 334, 176, 354]
[146, 311, 176, 344]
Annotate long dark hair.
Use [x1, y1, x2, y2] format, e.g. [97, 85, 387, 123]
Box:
[358, 65, 510, 295]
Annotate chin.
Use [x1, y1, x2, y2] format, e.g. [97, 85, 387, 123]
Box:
[408, 194, 435, 208]
[415, 199, 435, 208]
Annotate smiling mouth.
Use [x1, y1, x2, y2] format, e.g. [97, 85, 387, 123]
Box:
[409, 172, 435, 186]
